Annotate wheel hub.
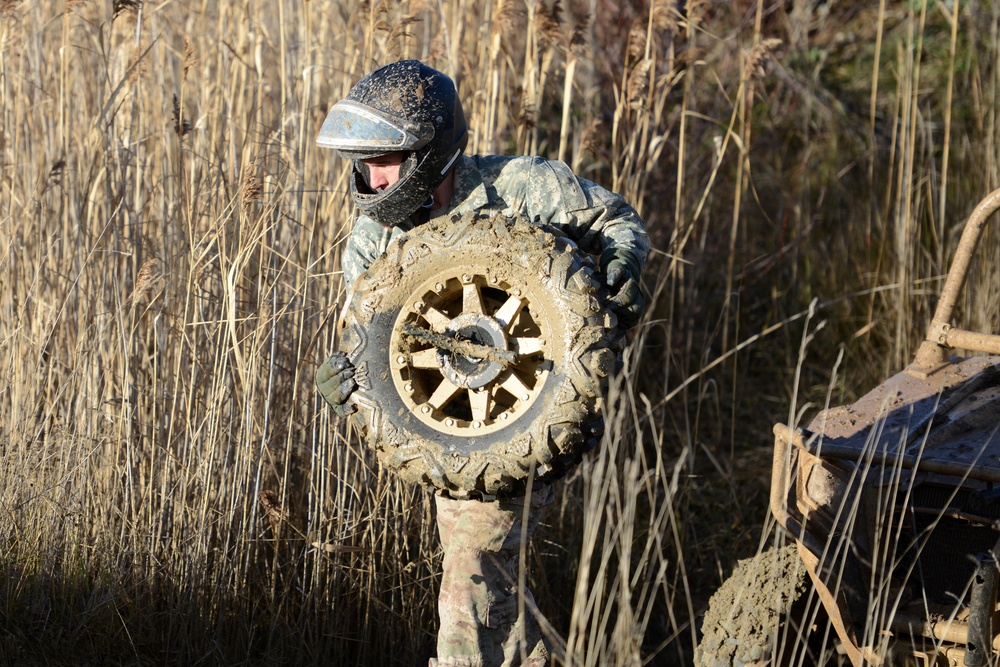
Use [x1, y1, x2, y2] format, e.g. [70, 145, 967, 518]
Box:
[390, 272, 549, 436]
[437, 314, 509, 389]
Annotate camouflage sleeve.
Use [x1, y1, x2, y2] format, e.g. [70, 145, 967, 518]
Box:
[342, 215, 396, 292]
[501, 156, 650, 266]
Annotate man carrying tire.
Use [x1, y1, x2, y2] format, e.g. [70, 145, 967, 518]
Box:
[315, 59, 648, 667]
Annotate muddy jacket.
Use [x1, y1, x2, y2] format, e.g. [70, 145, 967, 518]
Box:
[341, 154, 649, 291]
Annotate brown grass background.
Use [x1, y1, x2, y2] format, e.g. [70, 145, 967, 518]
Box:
[1, 0, 998, 664]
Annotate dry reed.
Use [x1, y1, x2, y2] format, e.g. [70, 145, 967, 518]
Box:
[0, 0, 997, 665]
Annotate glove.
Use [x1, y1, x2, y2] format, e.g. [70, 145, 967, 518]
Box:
[600, 247, 644, 329]
[316, 351, 357, 417]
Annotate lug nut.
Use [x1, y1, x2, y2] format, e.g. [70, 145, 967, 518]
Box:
[473, 421, 482, 429]
[445, 418, 455, 427]
[421, 406, 430, 413]
[461, 274, 472, 283]
[435, 282, 445, 292]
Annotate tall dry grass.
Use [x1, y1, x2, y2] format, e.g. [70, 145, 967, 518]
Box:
[0, 0, 998, 665]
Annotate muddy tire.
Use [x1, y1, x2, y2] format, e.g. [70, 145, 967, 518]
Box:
[340, 210, 618, 498]
[695, 545, 827, 667]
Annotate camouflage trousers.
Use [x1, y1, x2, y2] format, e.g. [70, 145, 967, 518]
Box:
[431, 485, 555, 667]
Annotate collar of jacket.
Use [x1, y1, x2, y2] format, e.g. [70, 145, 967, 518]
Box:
[432, 154, 492, 218]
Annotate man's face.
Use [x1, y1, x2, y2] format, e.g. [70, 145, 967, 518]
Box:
[362, 152, 406, 191]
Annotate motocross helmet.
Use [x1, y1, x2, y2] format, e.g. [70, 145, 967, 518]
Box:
[317, 60, 468, 226]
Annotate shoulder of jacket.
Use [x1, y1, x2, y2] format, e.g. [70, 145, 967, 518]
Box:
[468, 154, 523, 178]
[529, 157, 588, 212]
[471, 155, 586, 210]
[349, 214, 382, 236]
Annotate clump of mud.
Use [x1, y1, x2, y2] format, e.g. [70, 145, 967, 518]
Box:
[695, 544, 807, 667]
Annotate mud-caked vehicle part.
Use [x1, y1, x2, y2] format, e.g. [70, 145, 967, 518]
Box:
[339, 210, 619, 498]
[696, 545, 836, 667]
[762, 187, 1000, 667]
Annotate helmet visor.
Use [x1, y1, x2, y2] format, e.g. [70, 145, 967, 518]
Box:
[316, 100, 431, 157]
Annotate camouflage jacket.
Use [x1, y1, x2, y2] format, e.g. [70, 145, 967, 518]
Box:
[341, 154, 649, 292]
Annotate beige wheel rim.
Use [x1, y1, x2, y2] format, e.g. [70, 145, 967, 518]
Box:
[389, 269, 551, 436]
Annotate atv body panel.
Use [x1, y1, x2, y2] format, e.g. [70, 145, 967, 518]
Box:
[770, 189, 1000, 666]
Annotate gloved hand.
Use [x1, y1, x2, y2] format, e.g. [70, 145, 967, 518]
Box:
[316, 351, 357, 417]
[600, 247, 644, 328]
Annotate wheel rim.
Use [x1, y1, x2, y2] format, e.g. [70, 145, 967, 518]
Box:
[389, 270, 551, 436]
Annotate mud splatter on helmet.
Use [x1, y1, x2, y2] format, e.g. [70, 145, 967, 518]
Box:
[317, 60, 468, 226]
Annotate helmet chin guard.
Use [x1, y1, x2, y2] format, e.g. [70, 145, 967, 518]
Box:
[349, 147, 462, 227]
[317, 60, 468, 226]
